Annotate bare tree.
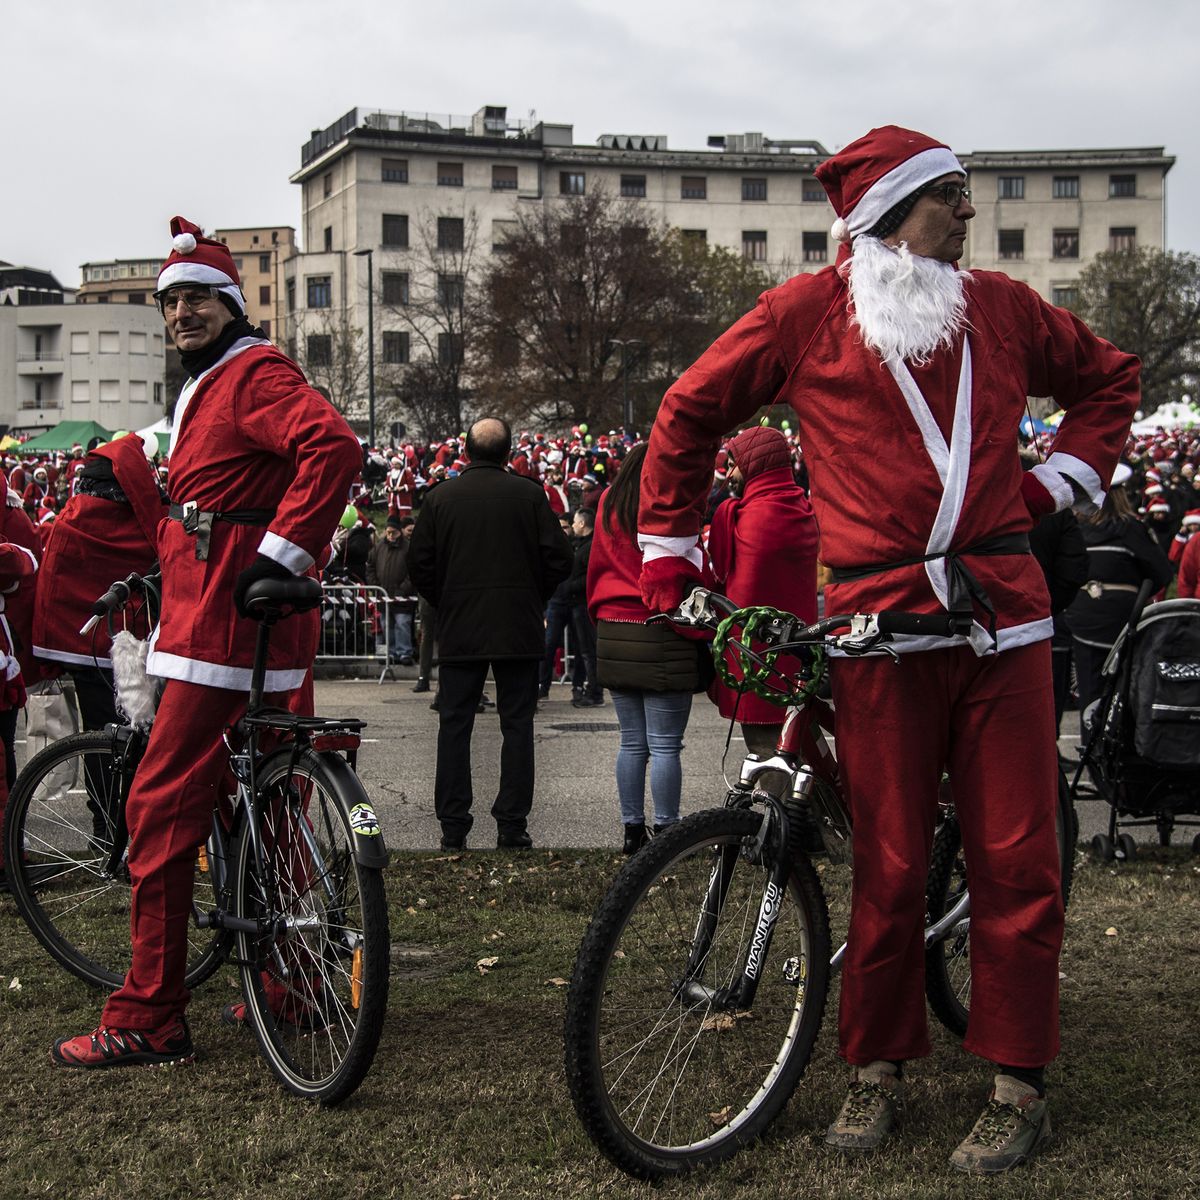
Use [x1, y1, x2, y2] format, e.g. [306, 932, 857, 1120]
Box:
[295, 307, 370, 420]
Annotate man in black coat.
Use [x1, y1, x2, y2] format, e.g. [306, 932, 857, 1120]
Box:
[409, 417, 573, 849]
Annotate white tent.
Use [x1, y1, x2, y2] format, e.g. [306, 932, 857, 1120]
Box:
[1130, 399, 1200, 435]
[135, 416, 171, 456]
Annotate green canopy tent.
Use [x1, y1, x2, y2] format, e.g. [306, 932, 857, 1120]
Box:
[18, 420, 114, 454]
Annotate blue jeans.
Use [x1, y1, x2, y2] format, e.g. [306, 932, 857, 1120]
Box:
[609, 689, 693, 827]
[390, 610, 415, 660]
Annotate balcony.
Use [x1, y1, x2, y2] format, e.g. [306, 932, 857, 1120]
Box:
[17, 354, 63, 375]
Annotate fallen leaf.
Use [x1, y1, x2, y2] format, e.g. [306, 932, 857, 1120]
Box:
[708, 1106, 733, 1127]
[1105, 927, 1118, 937]
[405, 906, 418, 915]
[486, 899, 498, 908]
[417, 898, 429, 909]
[545, 978, 569, 988]
[8, 978, 21, 991]
[613, 950, 626, 960]
[476, 956, 500, 974]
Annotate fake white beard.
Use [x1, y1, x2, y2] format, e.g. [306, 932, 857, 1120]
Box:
[844, 236, 970, 366]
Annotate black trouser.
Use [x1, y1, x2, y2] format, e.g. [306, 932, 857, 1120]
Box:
[540, 597, 573, 690]
[1072, 640, 1109, 738]
[570, 605, 601, 699]
[68, 667, 119, 730]
[0, 707, 18, 793]
[434, 659, 540, 841]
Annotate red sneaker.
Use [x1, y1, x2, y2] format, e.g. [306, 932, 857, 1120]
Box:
[51, 1014, 194, 1069]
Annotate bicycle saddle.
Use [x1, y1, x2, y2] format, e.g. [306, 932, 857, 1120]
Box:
[243, 576, 324, 616]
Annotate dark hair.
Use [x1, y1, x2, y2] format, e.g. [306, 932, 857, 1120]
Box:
[575, 505, 596, 530]
[867, 189, 923, 240]
[465, 417, 512, 464]
[601, 441, 647, 542]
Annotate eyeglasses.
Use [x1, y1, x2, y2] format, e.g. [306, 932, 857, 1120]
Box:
[154, 285, 220, 315]
[922, 182, 972, 207]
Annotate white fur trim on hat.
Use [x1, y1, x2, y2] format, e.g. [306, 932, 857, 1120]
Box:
[155, 261, 245, 314]
[844, 146, 965, 240]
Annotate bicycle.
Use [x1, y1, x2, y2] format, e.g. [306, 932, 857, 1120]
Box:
[563, 588, 1076, 1178]
[4, 573, 390, 1105]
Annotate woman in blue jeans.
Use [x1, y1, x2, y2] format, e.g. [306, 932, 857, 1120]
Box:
[585, 443, 711, 852]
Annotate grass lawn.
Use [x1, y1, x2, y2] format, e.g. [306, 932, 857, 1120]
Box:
[1, 845, 1197, 1200]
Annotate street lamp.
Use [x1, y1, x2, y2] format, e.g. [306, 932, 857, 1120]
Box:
[353, 248, 376, 446]
[607, 338, 644, 433]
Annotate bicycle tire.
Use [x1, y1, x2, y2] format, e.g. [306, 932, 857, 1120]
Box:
[925, 770, 1077, 1038]
[233, 747, 388, 1106]
[564, 806, 831, 1179]
[3, 728, 228, 991]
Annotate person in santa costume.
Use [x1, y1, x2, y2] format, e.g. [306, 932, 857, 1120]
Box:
[637, 126, 1139, 1174]
[1177, 510, 1200, 597]
[51, 217, 361, 1070]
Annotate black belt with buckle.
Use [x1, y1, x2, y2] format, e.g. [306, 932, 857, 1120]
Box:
[168, 502, 275, 561]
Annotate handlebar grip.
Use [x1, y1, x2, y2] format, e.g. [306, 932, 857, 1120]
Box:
[90, 580, 131, 618]
[877, 611, 960, 638]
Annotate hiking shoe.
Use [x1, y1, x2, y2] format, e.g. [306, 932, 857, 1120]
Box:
[51, 1015, 194, 1069]
[949, 1075, 1051, 1174]
[825, 1064, 902, 1152]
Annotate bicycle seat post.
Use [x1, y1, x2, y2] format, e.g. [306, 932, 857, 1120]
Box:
[247, 619, 273, 714]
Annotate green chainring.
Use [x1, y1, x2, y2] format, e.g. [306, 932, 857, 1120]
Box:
[711, 605, 827, 706]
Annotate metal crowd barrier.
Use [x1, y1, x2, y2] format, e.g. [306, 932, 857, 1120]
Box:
[316, 582, 423, 682]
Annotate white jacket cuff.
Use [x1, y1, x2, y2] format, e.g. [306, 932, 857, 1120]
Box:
[258, 531, 313, 575]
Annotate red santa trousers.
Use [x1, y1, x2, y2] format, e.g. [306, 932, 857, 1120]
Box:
[830, 639, 1062, 1069]
[102, 676, 311, 1029]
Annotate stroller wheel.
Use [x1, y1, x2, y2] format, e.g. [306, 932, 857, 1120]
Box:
[1117, 833, 1138, 863]
[1091, 834, 1115, 863]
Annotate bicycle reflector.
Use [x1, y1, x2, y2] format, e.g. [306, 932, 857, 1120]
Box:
[351, 947, 363, 1010]
[311, 733, 361, 752]
[711, 605, 827, 706]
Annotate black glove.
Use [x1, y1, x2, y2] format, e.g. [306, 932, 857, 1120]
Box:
[234, 554, 294, 618]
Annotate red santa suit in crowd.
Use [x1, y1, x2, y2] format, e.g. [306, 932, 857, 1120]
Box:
[93, 219, 361, 1033]
[386, 457, 415, 518]
[638, 127, 1138, 1074]
[543, 478, 569, 515]
[1175, 511, 1200, 597]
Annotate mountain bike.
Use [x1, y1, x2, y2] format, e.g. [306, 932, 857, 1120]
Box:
[4, 573, 390, 1105]
[563, 588, 1076, 1177]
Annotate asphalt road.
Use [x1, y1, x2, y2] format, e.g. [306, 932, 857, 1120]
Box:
[316, 673, 1160, 854]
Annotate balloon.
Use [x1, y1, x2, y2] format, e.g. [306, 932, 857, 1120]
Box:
[781, 421, 791, 431]
[579, 423, 589, 434]
[339, 505, 358, 529]
[585, 434, 593, 444]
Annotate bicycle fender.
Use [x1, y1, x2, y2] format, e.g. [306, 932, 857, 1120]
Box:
[316, 751, 390, 868]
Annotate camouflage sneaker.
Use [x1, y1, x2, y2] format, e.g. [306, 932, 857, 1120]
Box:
[950, 1075, 1051, 1174]
[824, 1063, 903, 1152]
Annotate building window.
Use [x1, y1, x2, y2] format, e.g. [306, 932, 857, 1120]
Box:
[802, 178, 825, 203]
[323, 226, 333, 252]
[382, 157, 409, 183]
[1109, 226, 1137, 251]
[71, 380, 89, 403]
[99, 380, 120, 402]
[1053, 175, 1079, 199]
[438, 332, 464, 365]
[97, 295, 109, 303]
[560, 171, 586, 196]
[154, 382, 163, 406]
[259, 253, 271, 273]
[492, 164, 518, 191]
[382, 331, 410, 364]
[381, 271, 409, 305]
[260, 319, 271, 338]
[437, 273, 464, 308]
[998, 229, 1025, 259]
[259, 285, 271, 305]
[306, 334, 332, 366]
[323, 173, 332, 198]
[129, 380, 147, 402]
[382, 213, 409, 247]
[99, 332, 119, 353]
[681, 175, 707, 199]
[129, 293, 146, 304]
[306, 275, 332, 308]
[130, 332, 147, 354]
[680, 229, 707, 242]
[437, 217, 464, 251]
[1052, 286, 1079, 310]
[437, 161, 464, 187]
[998, 176, 1025, 200]
[742, 230, 767, 262]
[492, 219, 518, 252]
[620, 174, 647, 198]
[1052, 229, 1079, 259]
[286, 280, 296, 312]
[70, 331, 89, 354]
[802, 231, 828, 263]
[1109, 174, 1136, 198]
[742, 177, 768, 202]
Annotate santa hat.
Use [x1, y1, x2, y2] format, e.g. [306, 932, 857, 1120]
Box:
[815, 125, 965, 245]
[1182, 508, 1200, 528]
[1144, 483, 1163, 497]
[1147, 499, 1171, 515]
[156, 216, 246, 314]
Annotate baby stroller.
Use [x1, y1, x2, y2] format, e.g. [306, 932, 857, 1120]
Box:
[1072, 581, 1200, 861]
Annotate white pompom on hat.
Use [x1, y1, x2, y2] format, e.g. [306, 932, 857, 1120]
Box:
[815, 125, 965, 245]
[156, 216, 246, 314]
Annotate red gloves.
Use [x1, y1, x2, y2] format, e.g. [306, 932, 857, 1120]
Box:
[1020, 471, 1057, 520]
[640, 555, 704, 616]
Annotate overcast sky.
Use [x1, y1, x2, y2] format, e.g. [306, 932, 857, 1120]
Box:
[6, 0, 1197, 285]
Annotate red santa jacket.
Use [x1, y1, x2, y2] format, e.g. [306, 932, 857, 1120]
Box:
[146, 339, 361, 692]
[1178, 534, 1200, 599]
[0, 485, 40, 707]
[708, 465, 819, 723]
[640, 262, 1139, 655]
[33, 434, 165, 669]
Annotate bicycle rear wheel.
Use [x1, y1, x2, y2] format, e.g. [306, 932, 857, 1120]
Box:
[925, 770, 1077, 1037]
[233, 748, 388, 1106]
[564, 806, 831, 1179]
[3, 728, 227, 990]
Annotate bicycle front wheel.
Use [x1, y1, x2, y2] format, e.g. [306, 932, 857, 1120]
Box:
[3, 728, 227, 990]
[233, 748, 388, 1106]
[564, 806, 831, 1179]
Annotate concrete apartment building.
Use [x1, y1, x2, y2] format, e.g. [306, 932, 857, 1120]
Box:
[0, 272, 166, 435]
[213, 226, 297, 339]
[77, 258, 160, 306]
[281, 105, 1174, 419]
